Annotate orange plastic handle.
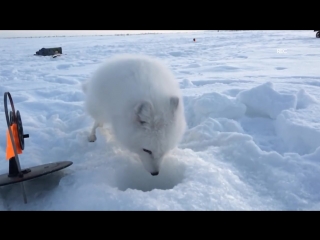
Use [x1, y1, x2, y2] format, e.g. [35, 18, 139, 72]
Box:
[6, 123, 22, 160]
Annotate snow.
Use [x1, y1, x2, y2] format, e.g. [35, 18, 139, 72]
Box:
[236, 82, 297, 119]
[1, 30, 320, 210]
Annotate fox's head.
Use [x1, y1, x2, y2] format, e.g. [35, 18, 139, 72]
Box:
[114, 96, 186, 176]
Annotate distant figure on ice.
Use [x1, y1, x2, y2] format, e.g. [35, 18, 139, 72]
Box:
[193, 38, 196, 42]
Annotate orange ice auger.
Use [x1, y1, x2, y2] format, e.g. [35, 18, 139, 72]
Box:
[0, 92, 73, 204]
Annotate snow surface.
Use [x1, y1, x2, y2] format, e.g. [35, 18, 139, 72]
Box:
[0, 30, 320, 210]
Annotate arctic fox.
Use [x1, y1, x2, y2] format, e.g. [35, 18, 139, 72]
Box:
[82, 54, 186, 176]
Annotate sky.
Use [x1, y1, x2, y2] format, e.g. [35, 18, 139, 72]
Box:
[0, 30, 201, 38]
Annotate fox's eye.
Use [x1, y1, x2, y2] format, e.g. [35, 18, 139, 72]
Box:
[143, 149, 152, 155]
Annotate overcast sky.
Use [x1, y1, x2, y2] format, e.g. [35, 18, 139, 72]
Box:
[0, 30, 200, 38]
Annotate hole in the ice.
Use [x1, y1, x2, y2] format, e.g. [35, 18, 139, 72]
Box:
[112, 155, 186, 192]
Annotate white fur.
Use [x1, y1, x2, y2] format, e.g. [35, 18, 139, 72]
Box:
[82, 54, 186, 175]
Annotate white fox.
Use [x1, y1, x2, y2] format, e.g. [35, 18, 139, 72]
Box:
[82, 54, 186, 176]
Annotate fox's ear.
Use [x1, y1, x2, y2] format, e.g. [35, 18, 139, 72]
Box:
[134, 100, 154, 125]
[169, 96, 179, 113]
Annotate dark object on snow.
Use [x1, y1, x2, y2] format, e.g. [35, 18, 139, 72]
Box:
[193, 38, 196, 42]
[314, 30, 320, 38]
[34, 47, 62, 56]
